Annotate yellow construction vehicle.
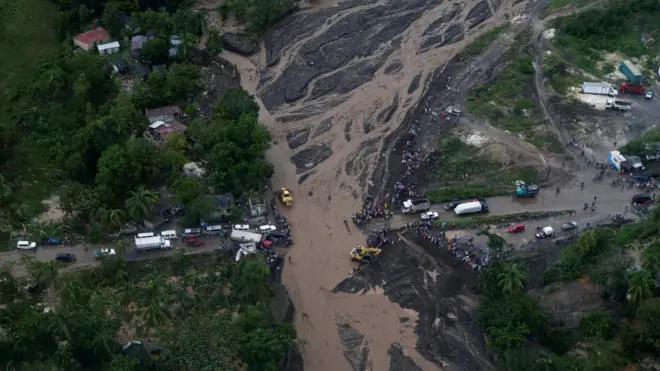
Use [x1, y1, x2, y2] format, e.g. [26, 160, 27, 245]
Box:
[278, 187, 293, 207]
[350, 245, 382, 263]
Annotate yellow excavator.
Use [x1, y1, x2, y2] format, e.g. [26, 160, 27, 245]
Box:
[278, 187, 293, 207]
[350, 245, 382, 263]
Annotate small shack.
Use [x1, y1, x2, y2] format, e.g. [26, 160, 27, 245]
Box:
[97, 41, 120, 55]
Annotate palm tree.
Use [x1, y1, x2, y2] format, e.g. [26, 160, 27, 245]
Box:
[124, 187, 160, 221]
[497, 263, 527, 295]
[106, 209, 124, 230]
[627, 268, 656, 312]
[144, 299, 170, 330]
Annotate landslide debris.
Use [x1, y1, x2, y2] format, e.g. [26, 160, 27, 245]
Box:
[334, 233, 492, 370]
[388, 344, 423, 371]
[338, 323, 373, 371]
[465, 1, 492, 29]
[221, 32, 257, 56]
[290, 143, 333, 173]
[286, 128, 311, 149]
[260, 0, 440, 110]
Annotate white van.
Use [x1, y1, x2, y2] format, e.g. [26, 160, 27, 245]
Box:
[160, 230, 178, 240]
[136, 232, 155, 239]
[205, 225, 225, 236]
[233, 224, 250, 231]
[182, 228, 201, 238]
[259, 225, 277, 233]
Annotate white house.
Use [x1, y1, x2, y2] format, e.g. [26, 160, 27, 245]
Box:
[97, 41, 120, 56]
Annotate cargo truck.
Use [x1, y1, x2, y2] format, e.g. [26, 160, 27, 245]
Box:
[619, 60, 643, 84]
[134, 236, 172, 251]
[606, 99, 632, 112]
[401, 199, 431, 214]
[581, 82, 617, 97]
[454, 201, 489, 216]
[619, 82, 646, 95]
[230, 230, 262, 243]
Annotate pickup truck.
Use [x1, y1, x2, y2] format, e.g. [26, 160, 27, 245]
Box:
[535, 226, 554, 239]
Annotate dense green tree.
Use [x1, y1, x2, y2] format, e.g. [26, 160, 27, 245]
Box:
[180, 195, 216, 226]
[173, 177, 203, 205]
[215, 87, 260, 120]
[171, 8, 207, 36]
[580, 312, 614, 339]
[141, 38, 170, 65]
[167, 63, 202, 102]
[95, 138, 162, 206]
[205, 28, 223, 63]
[160, 312, 240, 371]
[235, 259, 271, 303]
[627, 268, 655, 312]
[101, 2, 123, 37]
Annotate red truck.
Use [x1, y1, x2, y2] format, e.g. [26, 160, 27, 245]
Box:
[620, 81, 646, 94]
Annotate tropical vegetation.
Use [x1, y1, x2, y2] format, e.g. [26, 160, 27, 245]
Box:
[0, 253, 296, 370]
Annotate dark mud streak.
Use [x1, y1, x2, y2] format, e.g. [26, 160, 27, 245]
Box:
[408, 74, 422, 94]
[309, 58, 390, 100]
[421, 4, 461, 36]
[465, 1, 493, 29]
[338, 324, 373, 371]
[384, 60, 403, 75]
[290, 143, 333, 173]
[377, 93, 400, 124]
[345, 121, 353, 142]
[286, 128, 311, 149]
[388, 344, 423, 371]
[313, 117, 334, 138]
[333, 233, 491, 370]
[297, 170, 316, 184]
[260, 0, 432, 110]
[277, 114, 315, 123]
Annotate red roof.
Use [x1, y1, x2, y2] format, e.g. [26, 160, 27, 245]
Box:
[73, 27, 110, 46]
[156, 121, 187, 138]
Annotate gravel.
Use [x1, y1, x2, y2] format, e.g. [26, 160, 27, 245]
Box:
[377, 93, 400, 124]
[384, 60, 403, 75]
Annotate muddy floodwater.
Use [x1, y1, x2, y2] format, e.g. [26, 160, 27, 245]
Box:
[217, 0, 592, 368]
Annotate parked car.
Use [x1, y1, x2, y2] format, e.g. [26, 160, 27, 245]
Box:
[94, 248, 117, 258]
[16, 241, 36, 250]
[561, 221, 578, 231]
[535, 226, 554, 239]
[40, 237, 61, 246]
[632, 194, 651, 205]
[508, 223, 525, 233]
[182, 228, 201, 238]
[186, 237, 204, 247]
[55, 253, 76, 263]
[421, 211, 439, 220]
[444, 197, 486, 210]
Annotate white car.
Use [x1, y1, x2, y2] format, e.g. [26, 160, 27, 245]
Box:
[94, 248, 116, 258]
[16, 241, 36, 250]
[421, 211, 439, 220]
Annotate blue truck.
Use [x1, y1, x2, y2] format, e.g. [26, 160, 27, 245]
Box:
[619, 60, 643, 84]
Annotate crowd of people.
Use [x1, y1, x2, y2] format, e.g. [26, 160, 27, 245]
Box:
[270, 197, 294, 245]
[405, 220, 490, 270]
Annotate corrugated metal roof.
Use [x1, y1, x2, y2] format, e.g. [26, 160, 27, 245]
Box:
[97, 41, 120, 50]
[622, 60, 641, 75]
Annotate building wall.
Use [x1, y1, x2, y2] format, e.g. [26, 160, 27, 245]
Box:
[73, 39, 90, 51]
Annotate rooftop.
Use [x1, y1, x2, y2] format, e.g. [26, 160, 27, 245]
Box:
[145, 105, 181, 118]
[73, 27, 110, 46]
[98, 41, 120, 51]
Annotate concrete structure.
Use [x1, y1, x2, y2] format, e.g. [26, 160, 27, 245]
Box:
[97, 41, 120, 55]
[131, 35, 147, 51]
[73, 27, 110, 51]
